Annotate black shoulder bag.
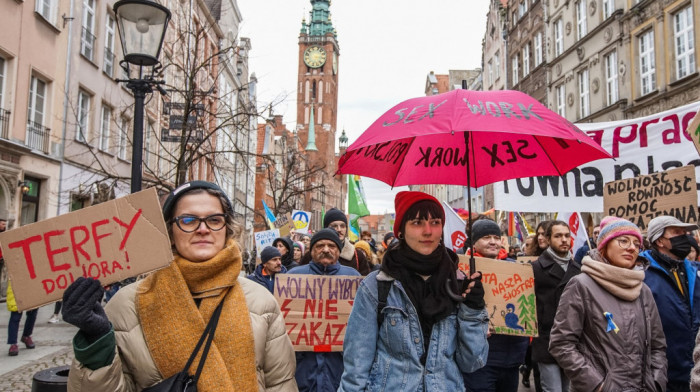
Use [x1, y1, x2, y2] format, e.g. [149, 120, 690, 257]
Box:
[142, 298, 226, 392]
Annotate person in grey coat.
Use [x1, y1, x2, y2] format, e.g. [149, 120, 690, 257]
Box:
[550, 217, 667, 392]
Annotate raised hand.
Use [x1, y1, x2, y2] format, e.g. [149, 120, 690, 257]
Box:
[62, 277, 111, 342]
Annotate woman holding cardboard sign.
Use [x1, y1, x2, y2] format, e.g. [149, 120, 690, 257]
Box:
[61, 181, 297, 391]
[339, 191, 489, 391]
[549, 217, 667, 392]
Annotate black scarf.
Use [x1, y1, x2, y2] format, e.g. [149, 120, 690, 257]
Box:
[381, 242, 459, 353]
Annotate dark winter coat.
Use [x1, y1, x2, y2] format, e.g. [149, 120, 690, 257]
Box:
[287, 261, 361, 392]
[246, 264, 287, 293]
[642, 249, 700, 386]
[531, 250, 581, 363]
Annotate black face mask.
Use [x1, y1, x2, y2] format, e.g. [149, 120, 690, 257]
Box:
[669, 235, 692, 260]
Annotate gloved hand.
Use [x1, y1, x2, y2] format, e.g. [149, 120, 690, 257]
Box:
[62, 277, 111, 342]
[462, 272, 485, 310]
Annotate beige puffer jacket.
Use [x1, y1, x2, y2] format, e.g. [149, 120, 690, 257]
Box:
[68, 277, 297, 391]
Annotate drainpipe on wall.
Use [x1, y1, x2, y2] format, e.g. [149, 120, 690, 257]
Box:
[56, 0, 76, 216]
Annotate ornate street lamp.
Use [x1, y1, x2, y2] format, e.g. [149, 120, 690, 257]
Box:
[113, 0, 170, 193]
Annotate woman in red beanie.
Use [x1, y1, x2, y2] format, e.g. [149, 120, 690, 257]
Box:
[339, 191, 489, 391]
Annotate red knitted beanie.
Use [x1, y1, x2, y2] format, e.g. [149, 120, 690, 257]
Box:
[393, 191, 443, 236]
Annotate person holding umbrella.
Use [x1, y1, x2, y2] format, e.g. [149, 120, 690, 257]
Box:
[339, 191, 489, 391]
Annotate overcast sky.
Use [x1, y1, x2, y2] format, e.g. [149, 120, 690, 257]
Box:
[237, 0, 491, 214]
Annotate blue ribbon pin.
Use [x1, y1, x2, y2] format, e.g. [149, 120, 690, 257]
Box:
[603, 312, 619, 334]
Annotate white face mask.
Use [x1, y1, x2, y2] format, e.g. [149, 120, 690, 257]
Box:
[633, 264, 645, 271]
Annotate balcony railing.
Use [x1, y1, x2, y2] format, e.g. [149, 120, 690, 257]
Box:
[104, 49, 114, 77]
[26, 120, 51, 153]
[0, 108, 10, 140]
[81, 27, 96, 61]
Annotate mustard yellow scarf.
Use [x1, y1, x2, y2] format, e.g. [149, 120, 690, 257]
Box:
[137, 240, 257, 391]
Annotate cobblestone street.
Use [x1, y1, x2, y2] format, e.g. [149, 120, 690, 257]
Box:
[0, 304, 76, 391]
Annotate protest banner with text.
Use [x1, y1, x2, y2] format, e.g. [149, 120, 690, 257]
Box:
[459, 256, 538, 337]
[0, 188, 172, 311]
[254, 229, 280, 259]
[495, 101, 700, 212]
[603, 165, 697, 230]
[274, 273, 364, 351]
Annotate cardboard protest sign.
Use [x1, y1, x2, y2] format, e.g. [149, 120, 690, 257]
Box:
[0, 188, 172, 311]
[292, 210, 311, 234]
[603, 165, 697, 231]
[254, 229, 280, 258]
[273, 213, 292, 237]
[274, 273, 364, 352]
[687, 110, 700, 156]
[459, 256, 538, 337]
[495, 101, 700, 212]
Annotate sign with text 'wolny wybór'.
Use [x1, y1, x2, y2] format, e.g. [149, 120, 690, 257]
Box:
[495, 101, 700, 215]
[0, 188, 172, 311]
[603, 165, 697, 231]
[274, 273, 364, 352]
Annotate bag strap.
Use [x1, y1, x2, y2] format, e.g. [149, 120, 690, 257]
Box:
[183, 296, 226, 382]
[376, 280, 392, 327]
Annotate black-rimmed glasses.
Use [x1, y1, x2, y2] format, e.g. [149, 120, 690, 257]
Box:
[173, 214, 226, 233]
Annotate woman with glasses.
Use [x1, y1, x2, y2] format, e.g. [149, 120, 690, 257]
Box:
[549, 216, 667, 392]
[61, 181, 297, 391]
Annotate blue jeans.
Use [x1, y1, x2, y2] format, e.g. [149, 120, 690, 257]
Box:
[7, 309, 38, 345]
[464, 364, 520, 392]
[538, 362, 569, 392]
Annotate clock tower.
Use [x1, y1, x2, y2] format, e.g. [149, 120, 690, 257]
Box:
[297, 0, 343, 225]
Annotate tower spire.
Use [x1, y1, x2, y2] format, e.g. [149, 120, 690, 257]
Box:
[305, 102, 318, 151]
[308, 0, 334, 36]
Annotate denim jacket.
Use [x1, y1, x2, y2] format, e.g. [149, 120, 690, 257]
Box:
[339, 270, 489, 392]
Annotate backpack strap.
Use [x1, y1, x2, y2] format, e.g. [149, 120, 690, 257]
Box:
[376, 280, 392, 327]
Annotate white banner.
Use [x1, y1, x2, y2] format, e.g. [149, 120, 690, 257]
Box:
[442, 201, 467, 252]
[255, 229, 280, 258]
[292, 210, 312, 234]
[495, 101, 700, 212]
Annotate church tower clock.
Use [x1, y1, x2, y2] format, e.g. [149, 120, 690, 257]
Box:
[297, 0, 342, 224]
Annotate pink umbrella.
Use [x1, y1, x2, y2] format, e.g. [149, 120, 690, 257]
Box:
[336, 89, 611, 274]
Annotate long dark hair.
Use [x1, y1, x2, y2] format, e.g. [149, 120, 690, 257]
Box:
[533, 220, 551, 256]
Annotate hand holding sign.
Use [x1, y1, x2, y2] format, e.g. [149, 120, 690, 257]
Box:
[62, 277, 111, 342]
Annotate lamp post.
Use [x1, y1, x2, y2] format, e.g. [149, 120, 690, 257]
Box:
[113, 0, 170, 193]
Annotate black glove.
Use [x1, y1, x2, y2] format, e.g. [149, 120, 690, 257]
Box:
[62, 277, 111, 342]
[462, 274, 485, 310]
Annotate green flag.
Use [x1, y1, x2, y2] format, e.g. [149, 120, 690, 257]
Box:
[348, 175, 371, 240]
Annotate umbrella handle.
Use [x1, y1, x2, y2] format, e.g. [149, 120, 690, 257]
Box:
[445, 279, 467, 303]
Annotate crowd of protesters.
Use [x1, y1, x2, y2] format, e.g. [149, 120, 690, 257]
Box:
[5, 180, 700, 392]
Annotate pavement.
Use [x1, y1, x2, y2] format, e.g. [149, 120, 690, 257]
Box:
[0, 303, 77, 391]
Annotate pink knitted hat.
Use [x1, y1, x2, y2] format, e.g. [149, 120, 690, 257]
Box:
[596, 216, 643, 251]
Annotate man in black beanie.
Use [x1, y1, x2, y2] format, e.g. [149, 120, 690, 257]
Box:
[286, 228, 359, 391]
[299, 208, 370, 275]
[247, 246, 285, 293]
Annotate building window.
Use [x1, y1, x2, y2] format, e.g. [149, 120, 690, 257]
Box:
[554, 19, 564, 57]
[605, 51, 618, 105]
[534, 32, 542, 66]
[27, 76, 46, 129]
[99, 105, 111, 151]
[556, 84, 566, 117]
[488, 60, 493, 86]
[77, 90, 90, 143]
[81, 0, 96, 61]
[144, 120, 153, 167]
[118, 116, 129, 160]
[494, 52, 500, 79]
[578, 69, 590, 118]
[603, 0, 614, 19]
[512, 54, 519, 85]
[577, 0, 587, 39]
[35, 0, 57, 24]
[0, 57, 5, 109]
[523, 44, 530, 76]
[518, 1, 528, 18]
[104, 14, 115, 77]
[639, 30, 656, 96]
[674, 6, 695, 80]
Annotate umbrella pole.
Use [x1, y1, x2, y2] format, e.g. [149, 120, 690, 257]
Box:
[464, 132, 476, 274]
